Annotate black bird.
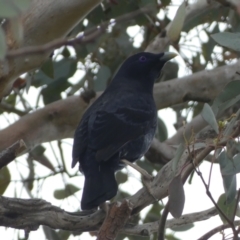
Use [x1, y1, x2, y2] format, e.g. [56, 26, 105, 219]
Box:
[72, 52, 177, 210]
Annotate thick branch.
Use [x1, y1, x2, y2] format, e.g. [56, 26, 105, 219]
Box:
[0, 196, 217, 236]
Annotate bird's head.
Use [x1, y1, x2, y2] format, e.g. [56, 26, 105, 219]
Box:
[113, 52, 177, 89]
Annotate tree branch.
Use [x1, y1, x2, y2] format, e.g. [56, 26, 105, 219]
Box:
[0, 196, 217, 237]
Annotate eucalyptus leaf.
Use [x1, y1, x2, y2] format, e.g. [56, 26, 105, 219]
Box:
[217, 193, 236, 223]
[41, 59, 54, 79]
[169, 174, 185, 218]
[116, 171, 128, 184]
[0, 26, 7, 60]
[156, 117, 168, 142]
[170, 223, 194, 232]
[223, 108, 240, 138]
[0, 0, 19, 18]
[212, 81, 240, 116]
[171, 143, 185, 174]
[183, 6, 228, 33]
[94, 65, 111, 91]
[0, 167, 11, 194]
[13, 0, 31, 11]
[167, 2, 186, 41]
[43, 226, 61, 240]
[54, 184, 80, 200]
[219, 151, 237, 203]
[223, 174, 236, 204]
[201, 103, 219, 134]
[211, 32, 240, 52]
[220, 153, 240, 176]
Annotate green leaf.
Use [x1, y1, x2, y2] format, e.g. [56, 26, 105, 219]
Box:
[220, 153, 240, 176]
[0, 26, 7, 60]
[219, 151, 237, 203]
[13, 0, 31, 12]
[5, 94, 16, 106]
[116, 171, 128, 184]
[159, 62, 179, 82]
[169, 174, 185, 218]
[161, 0, 171, 7]
[223, 109, 240, 138]
[54, 184, 80, 200]
[211, 32, 240, 52]
[167, 2, 186, 41]
[54, 58, 77, 79]
[212, 81, 240, 116]
[34, 58, 77, 87]
[171, 143, 185, 174]
[223, 175, 236, 206]
[41, 77, 71, 104]
[165, 234, 181, 240]
[41, 59, 54, 79]
[202, 25, 219, 63]
[0, 167, 11, 194]
[0, 1, 19, 18]
[57, 230, 71, 240]
[62, 47, 70, 58]
[170, 223, 194, 232]
[217, 193, 236, 223]
[183, 7, 229, 33]
[156, 117, 168, 142]
[43, 226, 61, 240]
[94, 65, 111, 91]
[30, 145, 55, 172]
[143, 202, 164, 223]
[201, 103, 219, 134]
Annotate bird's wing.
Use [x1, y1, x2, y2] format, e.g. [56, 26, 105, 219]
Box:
[89, 106, 155, 162]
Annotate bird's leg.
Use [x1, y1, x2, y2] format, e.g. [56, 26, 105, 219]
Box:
[121, 159, 158, 201]
[121, 159, 152, 180]
[99, 201, 109, 213]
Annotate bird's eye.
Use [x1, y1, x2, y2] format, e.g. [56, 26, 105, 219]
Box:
[139, 56, 147, 62]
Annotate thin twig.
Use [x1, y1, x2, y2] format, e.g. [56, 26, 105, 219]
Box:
[195, 167, 238, 237]
[197, 220, 240, 240]
[157, 201, 169, 240]
[233, 189, 240, 221]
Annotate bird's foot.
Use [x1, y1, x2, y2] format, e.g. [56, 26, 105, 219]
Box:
[121, 159, 157, 201]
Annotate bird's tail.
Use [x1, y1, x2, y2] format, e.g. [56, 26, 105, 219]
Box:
[81, 165, 118, 210]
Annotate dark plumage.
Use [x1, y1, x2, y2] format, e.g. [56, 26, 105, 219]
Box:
[72, 52, 177, 210]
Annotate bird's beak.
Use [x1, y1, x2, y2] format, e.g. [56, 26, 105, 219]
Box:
[160, 52, 177, 62]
